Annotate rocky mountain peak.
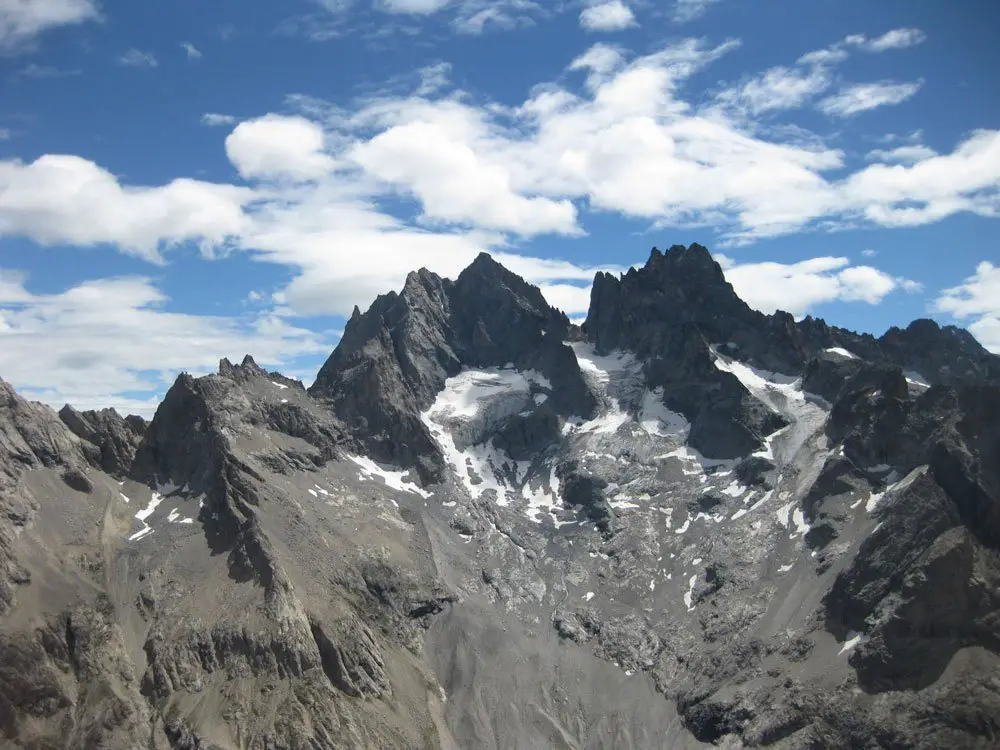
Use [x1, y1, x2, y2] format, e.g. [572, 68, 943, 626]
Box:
[310, 253, 596, 481]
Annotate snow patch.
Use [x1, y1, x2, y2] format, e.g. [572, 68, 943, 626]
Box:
[824, 347, 858, 360]
[791, 508, 810, 536]
[584, 591, 595, 602]
[347, 455, 432, 499]
[839, 633, 863, 655]
[683, 574, 698, 611]
[129, 490, 167, 541]
[270, 380, 289, 390]
[639, 388, 689, 437]
[867, 466, 927, 513]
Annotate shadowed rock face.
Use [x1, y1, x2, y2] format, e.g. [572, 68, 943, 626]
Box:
[2, 244, 1000, 750]
[59, 404, 146, 477]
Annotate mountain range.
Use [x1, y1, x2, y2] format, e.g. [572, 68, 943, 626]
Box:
[1, 243, 998, 749]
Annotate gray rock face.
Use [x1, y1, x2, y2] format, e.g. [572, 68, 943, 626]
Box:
[59, 404, 146, 477]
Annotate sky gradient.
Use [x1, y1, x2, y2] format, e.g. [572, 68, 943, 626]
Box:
[1, 0, 998, 417]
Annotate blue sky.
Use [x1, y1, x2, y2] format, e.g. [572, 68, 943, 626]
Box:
[0, 0, 998, 416]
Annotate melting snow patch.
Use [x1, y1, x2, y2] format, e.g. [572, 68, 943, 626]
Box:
[166, 508, 195, 525]
[866, 466, 927, 513]
[791, 508, 810, 536]
[675, 519, 691, 535]
[639, 388, 689, 437]
[347, 455, 432, 499]
[776, 501, 795, 529]
[129, 491, 167, 541]
[119, 493, 130, 504]
[825, 347, 859, 360]
[839, 633, 863, 655]
[684, 574, 698, 611]
[722, 481, 745, 497]
[584, 592, 595, 602]
[904, 371, 930, 389]
[778, 564, 793, 573]
[270, 381, 289, 390]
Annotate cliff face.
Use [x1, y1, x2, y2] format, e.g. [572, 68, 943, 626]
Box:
[2, 245, 999, 749]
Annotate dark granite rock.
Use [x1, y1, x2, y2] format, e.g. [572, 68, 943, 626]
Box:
[491, 404, 560, 461]
[557, 461, 614, 533]
[58, 404, 146, 477]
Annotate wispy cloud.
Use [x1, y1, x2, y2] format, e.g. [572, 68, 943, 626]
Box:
[118, 48, 159, 68]
[201, 113, 238, 127]
[847, 27, 926, 52]
[181, 41, 202, 59]
[11, 63, 82, 80]
[818, 80, 922, 117]
[798, 27, 926, 68]
[672, 0, 720, 23]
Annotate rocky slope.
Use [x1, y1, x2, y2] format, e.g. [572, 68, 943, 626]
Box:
[1, 244, 999, 749]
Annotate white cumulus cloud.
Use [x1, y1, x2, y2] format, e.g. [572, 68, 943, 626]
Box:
[934, 261, 1000, 353]
[580, 0, 635, 32]
[225, 115, 339, 182]
[0, 155, 251, 262]
[715, 255, 919, 316]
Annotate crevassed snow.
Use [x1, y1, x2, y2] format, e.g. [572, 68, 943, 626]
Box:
[825, 347, 859, 360]
[429, 368, 548, 419]
[421, 366, 550, 509]
[347, 455, 432, 499]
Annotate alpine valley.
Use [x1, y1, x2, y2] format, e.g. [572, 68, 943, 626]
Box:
[2, 243, 999, 750]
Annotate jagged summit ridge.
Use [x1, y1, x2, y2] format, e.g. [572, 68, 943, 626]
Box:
[309, 254, 597, 481]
